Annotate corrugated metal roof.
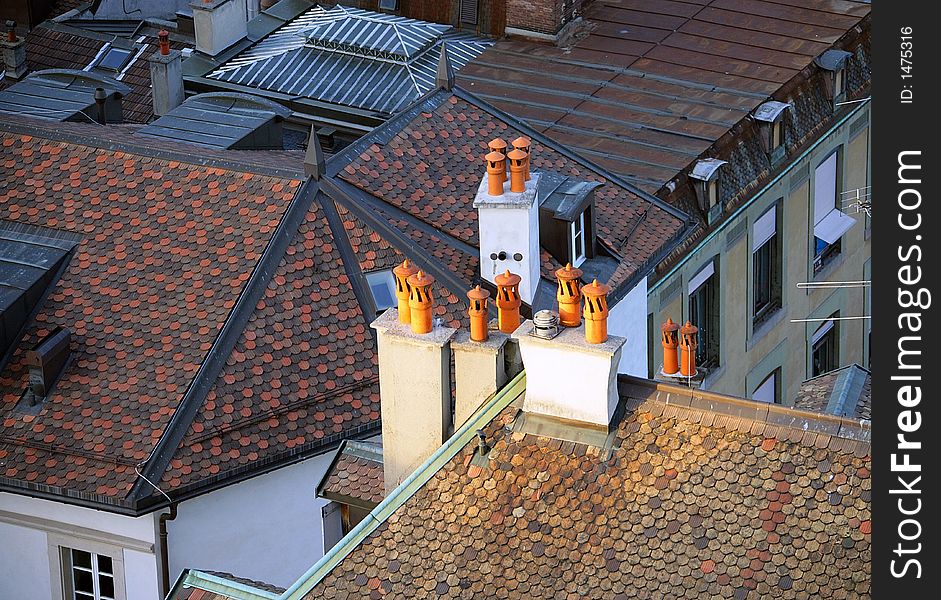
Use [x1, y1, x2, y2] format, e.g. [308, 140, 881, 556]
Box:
[208, 5, 491, 115]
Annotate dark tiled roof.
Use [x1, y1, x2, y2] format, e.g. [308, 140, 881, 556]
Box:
[457, 0, 871, 193]
[335, 91, 687, 296]
[318, 440, 384, 507]
[335, 202, 402, 273]
[305, 379, 871, 599]
[794, 364, 871, 420]
[0, 119, 301, 500]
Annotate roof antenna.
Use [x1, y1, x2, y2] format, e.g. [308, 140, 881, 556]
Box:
[304, 124, 326, 180]
[436, 41, 455, 91]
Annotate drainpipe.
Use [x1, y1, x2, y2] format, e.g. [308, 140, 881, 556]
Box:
[159, 504, 177, 597]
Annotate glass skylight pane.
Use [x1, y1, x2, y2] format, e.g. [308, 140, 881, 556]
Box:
[96, 48, 131, 71]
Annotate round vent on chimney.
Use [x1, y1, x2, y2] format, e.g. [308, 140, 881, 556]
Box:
[531, 310, 560, 340]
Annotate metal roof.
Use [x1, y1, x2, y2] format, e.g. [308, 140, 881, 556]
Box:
[753, 100, 791, 123]
[0, 69, 130, 122]
[0, 220, 79, 374]
[538, 172, 603, 221]
[207, 5, 491, 115]
[137, 92, 292, 150]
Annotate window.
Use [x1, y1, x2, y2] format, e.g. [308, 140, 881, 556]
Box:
[834, 67, 844, 99]
[772, 121, 782, 149]
[752, 370, 779, 404]
[752, 205, 781, 325]
[93, 47, 132, 72]
[812, 151, 854, 274]
[811, 317, 838, 376]
[379, 0, 399, 11]
[688, 261, 719, 369]
[365, 270, 396, 313]
[570, 210, 587, 267]
[61, 548, 117, 600]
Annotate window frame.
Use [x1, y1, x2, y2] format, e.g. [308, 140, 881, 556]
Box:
[811, 317, 839, 377]
[811, 149, 845, 275]
[752, 369, 780, 404]
[364, 269, 397, 315]
[570, 210, 587, 267]
[48, 534, 127, 600]
[92, 46, 133, 73]
[688, 260, 720, 370]
[752, 204, 782, 326]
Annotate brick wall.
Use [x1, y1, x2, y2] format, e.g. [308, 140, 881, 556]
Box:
[506, 0, 586, 35]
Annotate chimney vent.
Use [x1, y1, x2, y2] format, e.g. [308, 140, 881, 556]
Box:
[487, 138, 508, 183]
[581, 279, 610, 344]
[679, 321, 699, 377]
[158, 30, 170, 55]
[392, 259, 419, 325]
[660, 319, 679, 375]
[531, 310, 560, 340]
[507, 148, 527, 193]
[407, 270, 435, 334]
[24, 327, 71, 406]
[555, 263, 583, 327]
[486, 151, 507, 196]
[512, 137, 531, 181]
[494, 270, 521, 334]
[94, 87, 108, 124]
[1, 20, 27, 80]
[467, 285, 490, 342]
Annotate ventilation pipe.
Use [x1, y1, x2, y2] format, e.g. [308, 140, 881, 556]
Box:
[494, 270, 521, 334]
[679, 321, 699, 377]
[512, 136, 531, 181]
[407, 270, 435, 334]
[392, 259, 419, 325]
[467, 285, 490, 342]
[660, 318, 679, 375]
[507, 148, 527, 193]
[581, 279, 610, 344]
[556, 263, 583, 327]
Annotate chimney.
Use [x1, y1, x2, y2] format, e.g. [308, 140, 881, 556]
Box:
[149, 31, 185, 117]
[192, 0, 248, 57]
[488, 138, 508, 183]
[494, 270, 521, 334]
[371, 267, 456, 493]
[474, 139, 541, 304]
[511, 279, 626, 428]
[452, 286, 509, 429]
[1, 21, 27, 80]
[94, 87, 108, 124]
[555, 263, 582, 327]
[512, 136, 531, 181]
[660, 318, 679, 375]
[24, 327, 71, 406]
[679, 321, 699, 377]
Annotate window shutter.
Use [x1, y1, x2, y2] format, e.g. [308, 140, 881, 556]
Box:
[687, 261, 715, 295]
[813, 153, 838, 226]
[752, 208, 776, 252]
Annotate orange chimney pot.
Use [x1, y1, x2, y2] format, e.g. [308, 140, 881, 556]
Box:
[407, 270, 435, 334]
[467, 285, 491, 342]
[158, 30, 170, 56]
[555, 263, 583, 327]
[679, 321, 699, 377]
[392, 259, 419, 324]
[507, 148, 527, 193]
[512, 136, 531, 181]
[486, 151, 507, 196]
[660, 318, 680, 375]
[6, 21, 16, 43]
[494, 270, 522, 334]
[582, 279, 610, 344]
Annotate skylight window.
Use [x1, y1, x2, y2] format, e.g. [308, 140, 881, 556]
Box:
[365, 270, 397, 313]
[94, 47, 132, 72]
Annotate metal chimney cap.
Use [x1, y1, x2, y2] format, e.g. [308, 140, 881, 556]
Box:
[531, 310, 560, 340]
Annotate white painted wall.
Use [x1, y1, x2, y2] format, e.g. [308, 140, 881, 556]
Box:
[168, 450, 335, 589]
[0, 492, 160, 600]
[607, 275, 648, 376]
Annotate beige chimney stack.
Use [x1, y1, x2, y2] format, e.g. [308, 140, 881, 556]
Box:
[192, 0, 248, 57]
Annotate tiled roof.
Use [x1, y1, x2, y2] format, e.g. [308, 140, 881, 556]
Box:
[335, 90, 687, 297]
[457, 0, 871, 194]
[305, 378, 871, 599]
[169, 569, 283, 600]
[0, 118, 301, 501]
[794, 364, 871, 420]
[317, 440, 384, 507]
[0, 25, 188, 124]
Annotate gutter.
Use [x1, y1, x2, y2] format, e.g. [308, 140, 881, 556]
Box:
[159, 504, 177, 598]
[279, 370, 528, 600]
[649, 99, 870, 294]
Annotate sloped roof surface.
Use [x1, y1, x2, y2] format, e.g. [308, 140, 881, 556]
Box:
[0, 120, 300, 499]
[794, 364, 871, 420]
[318, 440, 384, 507]
[457, 0, 871, 193]
[307, 379, 872, 599]
[208, 6, 491, 115]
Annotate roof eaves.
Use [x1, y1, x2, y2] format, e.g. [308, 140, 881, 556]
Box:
[168, 569, 280, 600]
[128, 179, 320, 504]
[279, 370, 527, 600]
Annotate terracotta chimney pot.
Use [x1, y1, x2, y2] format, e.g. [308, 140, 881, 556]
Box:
[407, 270, 436, 334]
[467, 285, 491, 342]
[679, 321, 699, 377]
[392, 259, 419, 324]
[512, 136, 531, 181]
[507, 148, 527, 193]
[158, 30, 170, 55]
[494, 270, 522, 334]
[582, 279, 610, 344]
[485, 151, 507, 196]
[660, 318, 680, 375]
[555, 263, 583, 327]
[6, 20, 16, 43]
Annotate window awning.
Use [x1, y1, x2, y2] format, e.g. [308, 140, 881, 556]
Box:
[752, 208, 776, 252]
[814, 209, 855, 245]
[687, 261, 715, 295]
[812, 319, 835, 345]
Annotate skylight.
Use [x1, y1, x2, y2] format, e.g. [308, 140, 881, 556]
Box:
[94, 47, 132, 72]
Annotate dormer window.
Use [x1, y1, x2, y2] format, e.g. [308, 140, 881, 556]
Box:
[690, 158, 727, 224]
[538, 173, 601, 268]
[753, 101, 791, 166]
[365, 269, 397, 314]
[814, 49, 852, 108]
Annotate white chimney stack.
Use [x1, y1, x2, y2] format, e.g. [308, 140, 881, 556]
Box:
[192, 0, 248, 57]
[148, 31, 184, 117]
[474, 138, 541, 305]
[1, 21, 27, 81]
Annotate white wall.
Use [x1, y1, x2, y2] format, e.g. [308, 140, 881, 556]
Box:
[168, 450, 335, 589]
[0, 492, 160, 600]
[607, 276, 648, 376]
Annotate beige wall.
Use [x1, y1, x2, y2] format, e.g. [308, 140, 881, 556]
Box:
[647, 103, 871, 406]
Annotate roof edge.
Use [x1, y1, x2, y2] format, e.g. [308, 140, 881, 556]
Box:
[167, 569, 280, 600]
